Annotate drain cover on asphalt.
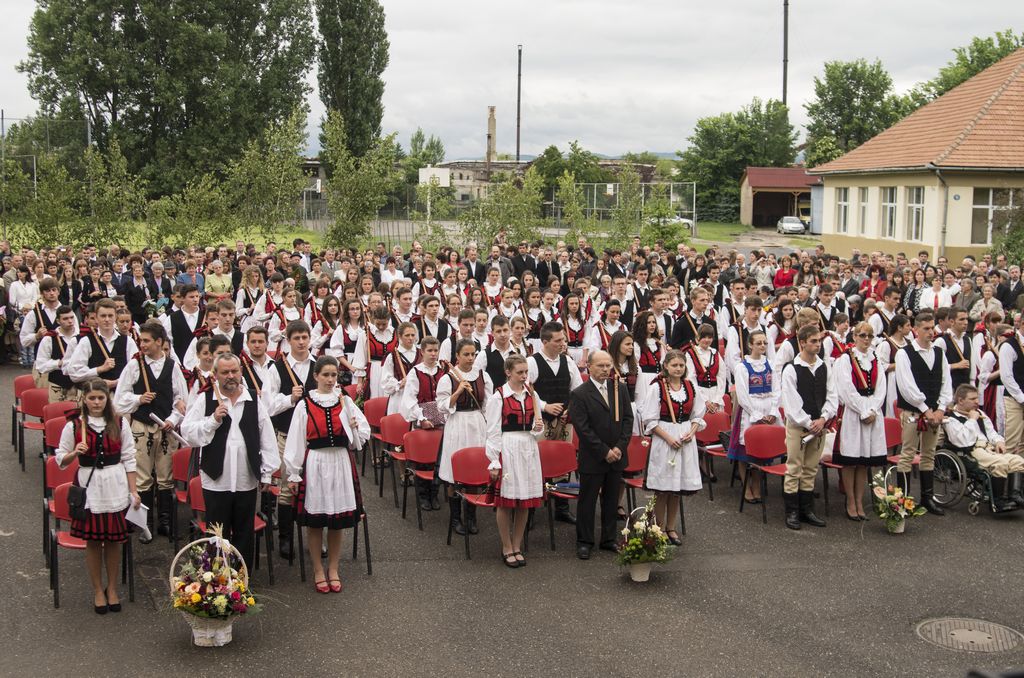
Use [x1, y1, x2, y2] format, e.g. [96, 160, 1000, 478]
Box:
[917, 618, 1024, 652]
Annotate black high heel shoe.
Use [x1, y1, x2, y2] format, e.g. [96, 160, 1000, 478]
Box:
[94, 592, 108, 615]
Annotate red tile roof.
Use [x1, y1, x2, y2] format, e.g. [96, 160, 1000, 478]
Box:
[741, 167, 818, 189]
[811, 47, 1024, 174]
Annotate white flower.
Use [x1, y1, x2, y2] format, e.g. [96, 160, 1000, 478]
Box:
[202, 571, 214, 583]
[621, 528, 630, 536]
[633, 521, 644, 531]
[650, 524, 663, 536]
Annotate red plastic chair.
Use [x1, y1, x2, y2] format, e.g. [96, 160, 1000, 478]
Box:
[43, 401, 79, 423]
[539, 440, 579, 550]
[447, 446, 496, 559]
[49, 482, 135, 609]
[42, 456, 79, 562]
[697, 410, 732, 501]
[343, 384, 360, 400]
[18, 388, 50, 472]
[401, 428, 443, 530]
[363, 396, 389, 480]
[187, 477, 274, 585]
[884, 416, 914, 464]
[43, 417, 68, 456]
[379, 413, 411, 507]
[722, 393, 733, 416]
[623, 436, 650, 514]
[11, 373, 36, 447]
[738, 424, 789, 524]
[170, 447, 193, 550]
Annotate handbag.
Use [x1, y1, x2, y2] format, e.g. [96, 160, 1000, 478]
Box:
[67, 464, 98, 521]
[420, 401, 448, 428]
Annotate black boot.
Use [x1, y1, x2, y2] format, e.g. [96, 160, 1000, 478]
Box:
[990, 477, 1017, 512]
[449, 497, 466, 536]
[554, 497, 576, 524]
[895, 471, 911, 496]
[429, 482, 441, 511]
[1007, 473, 1024, 508]
[798, 490, 827, 527]
[139, 488, 155, 543]
[919, 470, 945, 515]
[156, 489, 174, 537]
[277, 504, 295, 559]
[465, 503, 479, 534]
[416, 479, 432, 512]
[784, 492, 801, 530]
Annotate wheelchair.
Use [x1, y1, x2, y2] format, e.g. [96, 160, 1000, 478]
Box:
[886, 447, 1019, 516]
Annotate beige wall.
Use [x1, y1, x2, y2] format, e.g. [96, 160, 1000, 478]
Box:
[739, 177, 753, 225]
[818, 171, 1024, 257]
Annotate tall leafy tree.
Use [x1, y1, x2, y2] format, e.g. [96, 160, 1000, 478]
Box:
[459, 168, 545, 246]
[21, 152, 85, 247]
[908, 29, 1024, 107]
[83, 138, 147, 245]
[19, 0, 315, 196]
[316, 0, 390, 158]
[320, 111, 397, 248]
[400, 128, 445, 184]
[677, 97, 796, 219]
[804, 59, 908, 167]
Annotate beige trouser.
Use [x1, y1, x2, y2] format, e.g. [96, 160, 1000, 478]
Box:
[47, 382, 77, 403]
[897, 410, 939, 472]
[971, 445, 1024, 478]
[784, 423, 826, 493]
[132, 420, 176, 491]
[33, 367, 45, 389]
[276, 430, 294, 504]
[1002, 396, 1024, 456]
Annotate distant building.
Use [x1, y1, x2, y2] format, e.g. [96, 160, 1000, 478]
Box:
[739, 167, 819, 228]
[809, 47, 1024, 261]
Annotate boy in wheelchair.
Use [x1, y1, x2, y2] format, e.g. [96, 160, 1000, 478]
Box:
[944, 384, 1024, 512]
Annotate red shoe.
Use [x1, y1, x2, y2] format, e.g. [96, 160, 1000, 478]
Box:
[314, 578, 330, 594]
[328, 578, 343, 593]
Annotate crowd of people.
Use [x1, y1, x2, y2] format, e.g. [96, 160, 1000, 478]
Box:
[20, 232, 1024, 610]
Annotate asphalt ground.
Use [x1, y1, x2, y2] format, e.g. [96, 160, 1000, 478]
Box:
[1, 364, 1023, 678]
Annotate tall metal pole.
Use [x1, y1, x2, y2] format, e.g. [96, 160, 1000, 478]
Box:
[1, 109, 6, 241]
[782, 0, 789, 106]
[516, 44, 522, 163]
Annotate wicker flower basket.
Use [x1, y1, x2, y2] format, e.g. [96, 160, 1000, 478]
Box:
[169, 536, 250, 647]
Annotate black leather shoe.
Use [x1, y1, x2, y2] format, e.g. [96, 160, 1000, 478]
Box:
[554, 510, 577, 525]
[107, 602, 122, 613]
[576, 544, 591, 560]
[921, 497, 945, 516]
[798, 491, 826, 527]
[783, 492, 801, 530]
[467, 519, 479, 535]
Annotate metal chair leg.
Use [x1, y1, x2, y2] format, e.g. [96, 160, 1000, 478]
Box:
[362, 514, 372, 575]
[739, 466, 749, 513]
[297, 524, 306, 582]
[761, 473, 769, 524]
[265, 529, 275, 586]
[547, 498, 556, 551]
[822, 469, 830, 517]
[127, 540, 136, 602]
[389, 460, 399, 508]
[679, 495, 686, 535]
[462, 497, 471, 560]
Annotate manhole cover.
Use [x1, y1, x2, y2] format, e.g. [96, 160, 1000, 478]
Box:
[917, 618, 1024, 653]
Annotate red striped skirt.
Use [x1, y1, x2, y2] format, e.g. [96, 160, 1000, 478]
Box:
[71, 508, 128, 543]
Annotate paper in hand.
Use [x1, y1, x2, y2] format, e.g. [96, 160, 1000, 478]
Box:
[125, 502, 151, 542]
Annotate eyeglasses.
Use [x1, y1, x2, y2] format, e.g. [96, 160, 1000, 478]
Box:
[855, 333, 874, 339]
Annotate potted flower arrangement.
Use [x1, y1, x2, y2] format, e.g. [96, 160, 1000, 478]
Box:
[169, 525, 260, 646]
[872, 471, 927, 534]
[616, 496, 674, 582]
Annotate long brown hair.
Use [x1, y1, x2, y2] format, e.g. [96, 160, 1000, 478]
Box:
[79, 379, 121, 442]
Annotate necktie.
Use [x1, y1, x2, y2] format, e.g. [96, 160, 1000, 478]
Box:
[598, 383, 608, 406]
[933, 295, 938, 309]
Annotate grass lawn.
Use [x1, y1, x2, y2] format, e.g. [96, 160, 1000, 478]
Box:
[786, 235, 820, 248]
[691, 222, 752, 242]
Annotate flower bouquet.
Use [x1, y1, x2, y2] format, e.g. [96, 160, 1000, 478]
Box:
[169, 524, 260, 646]
[616, 496, 674, 582]
[872, 471, 926, 534]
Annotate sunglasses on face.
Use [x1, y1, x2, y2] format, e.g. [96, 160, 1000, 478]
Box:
[856, 333, 874, 339]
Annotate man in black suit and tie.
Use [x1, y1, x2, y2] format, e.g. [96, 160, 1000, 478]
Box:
[998, 266, 1024, 310]
[569, 350, 634, 559]
[536, 247, 560, 287]
[462, 246, 487, 285]
[511, 241, 536, 279]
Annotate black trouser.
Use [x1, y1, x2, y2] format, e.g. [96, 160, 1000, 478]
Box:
[203, 487, 257, 573]
[576, 471, 622, 547]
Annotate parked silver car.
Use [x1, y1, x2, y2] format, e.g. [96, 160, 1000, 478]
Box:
[776, 216, 806, 234]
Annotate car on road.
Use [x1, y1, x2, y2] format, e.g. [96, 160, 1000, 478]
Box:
[776, 215, 805, 234]
[648, 215, 694, 232]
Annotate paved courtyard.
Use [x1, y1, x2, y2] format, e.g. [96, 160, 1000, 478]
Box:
[1, 364, 1022, 677]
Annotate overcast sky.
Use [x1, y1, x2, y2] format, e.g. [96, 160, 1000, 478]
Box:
[1, 1, 1022, 160]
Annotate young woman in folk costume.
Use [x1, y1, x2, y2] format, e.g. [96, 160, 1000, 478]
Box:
[540, 289, 560, 324]
[328, 298, 367, 393]
[559, 293, 589, 369]
[466, 287, 488, 313]
[977, 323, 1011, 431]
[311, 295, 342, 358]
[304, 278, 333, 326]
[252, 272, 285, 328]
[482, 268, 505, 308]
[401, 336, 448, 512]
[767, 298, 796, 350]
[875, 314, 911, 418]
[490, 287, 522, 324]
[269, 288, 319, 357]
[508, 316, 533, 357]
[822, 313, 852, 365]
[522, 287, 546, 354]
[485, 353, 545, 568]
[381, 322, 420, 415]
[354, 306, 398, 400]
[608, 329, 640, 520]
[631, 310, 665, 407]
[640, 349, 706, 547]
[235, 265, 266, 333]
[454, 266, 472, 299]
[684, 323, 726, 416]
[435, 338, 493, 536]
[833, 321, 888, 520]
[585, 299, 624, 355]
[357, 274, 376, 311]
[413, 261, 442, 302]
[728, 329, 781, 504]
[284, 356, 370, 594]
[55, 379, 139, 613]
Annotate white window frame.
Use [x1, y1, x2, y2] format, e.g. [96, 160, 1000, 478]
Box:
[836, 187, 849, 234]
[881, 186, 897, 239]
[906, 186, 924, 241]
[858, 187, 869, 235]
[972, 187, 1021, 245]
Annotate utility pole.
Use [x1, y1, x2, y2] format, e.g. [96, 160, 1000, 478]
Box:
[516, 44, 522, 163]
[782, 0, 789, 106]
[1, 109, 6, 241]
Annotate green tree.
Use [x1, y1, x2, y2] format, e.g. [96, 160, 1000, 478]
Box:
[460, 167, 545, 245]
[530, 145, 566, 194]
[315, 0, 389, 158]
[991, 202, 1024, 271]
[555, 170, 586, 243]
[21, 152, 84, 247]
[225, 106, 309, 241]
[19, 0, 315, 196]
[0, 159, 33, 240]
[804, 59, 908, 167]
[677, 97, 796, 219]
[564, 141, 610, 184]
[410, 176, 455, 251]
[145, 174, 231, 248]
[908, 30, 1024, 107]
[400, 128, 446, 185]
[320, 110, 398, 248]
[607, 164, 643, 249]
[83, 138, 147, 244]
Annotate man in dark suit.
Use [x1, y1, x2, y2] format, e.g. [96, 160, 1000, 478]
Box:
[568, 350, 634, 559]
[536, 248, 560, 287]
[462, 246, 487, 285]
[997, 266, 1024, 310]
[511, 241, 536, 279]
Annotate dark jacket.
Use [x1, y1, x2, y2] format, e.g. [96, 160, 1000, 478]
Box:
[568, 379, 633, 474]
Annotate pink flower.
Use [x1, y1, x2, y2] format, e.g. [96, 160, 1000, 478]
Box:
[231, 591, 241, 601]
